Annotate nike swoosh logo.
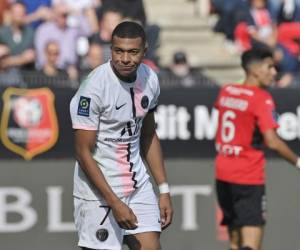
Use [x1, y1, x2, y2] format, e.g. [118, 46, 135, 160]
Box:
[115, 103, 126, 110]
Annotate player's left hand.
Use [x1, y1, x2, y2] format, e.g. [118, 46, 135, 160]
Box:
[159, 193, 173, 230]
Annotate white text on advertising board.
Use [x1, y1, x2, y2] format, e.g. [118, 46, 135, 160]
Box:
[155, 105, 300, 141]
[0, 185, 212, 232]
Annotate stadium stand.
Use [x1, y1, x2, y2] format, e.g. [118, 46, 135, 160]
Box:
[144, 0, 244, 84]
[1, 0, 300, 87]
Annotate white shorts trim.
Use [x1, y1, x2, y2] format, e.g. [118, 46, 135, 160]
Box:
[74, 180, 161, 249]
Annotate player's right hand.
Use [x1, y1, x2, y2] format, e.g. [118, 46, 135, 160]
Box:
[111, 200, 138, 230]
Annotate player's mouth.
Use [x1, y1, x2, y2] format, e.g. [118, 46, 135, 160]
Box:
[120, 66, 135, 72]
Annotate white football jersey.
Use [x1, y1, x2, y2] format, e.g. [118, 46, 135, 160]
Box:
[70, 61, 160, 200]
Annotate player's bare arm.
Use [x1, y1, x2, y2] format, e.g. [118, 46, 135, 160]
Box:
[263, 129, 299, 167]
[74, 129, 138, 230]
[140, 112, 173, 229]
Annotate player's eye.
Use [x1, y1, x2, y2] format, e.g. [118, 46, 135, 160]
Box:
[130, 50, 139, 55]
[114, 49, 123, 54]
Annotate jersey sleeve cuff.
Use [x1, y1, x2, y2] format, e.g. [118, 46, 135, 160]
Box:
[148, 105, 158, 113]
[261, 123, 279, 133]
[72, 124, 98, 130]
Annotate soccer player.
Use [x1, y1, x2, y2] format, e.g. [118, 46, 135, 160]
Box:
[70, 21, 173, 250]
[214, 48, 300, 250]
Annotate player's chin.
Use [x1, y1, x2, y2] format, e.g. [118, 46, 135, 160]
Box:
[118, 68, 136, 77]
[264, 79, 273, 87]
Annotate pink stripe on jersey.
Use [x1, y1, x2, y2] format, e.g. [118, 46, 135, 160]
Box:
[116, 143, 134, 197]
[134, 80, 147, 117]
[72, 124, 98, 130]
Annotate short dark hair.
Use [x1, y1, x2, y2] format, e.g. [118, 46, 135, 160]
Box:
[11, 0, 26, 9]
[111, 21, 146, 46]
[241, 48, 273, 72]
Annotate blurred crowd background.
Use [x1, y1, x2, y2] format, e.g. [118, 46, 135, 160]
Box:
[0, 0, 300, 89]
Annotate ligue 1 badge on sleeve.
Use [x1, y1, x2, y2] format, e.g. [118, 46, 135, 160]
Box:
[96, 228, 109, 242]
[0, 87, 58, 160]
[78, 96, 91, 117]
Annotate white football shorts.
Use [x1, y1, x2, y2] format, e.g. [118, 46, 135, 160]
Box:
[74, 180, 161, 250]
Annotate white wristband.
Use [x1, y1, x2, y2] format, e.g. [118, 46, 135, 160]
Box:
[158, 183, 170, 194]
[296, 158, 300, 169]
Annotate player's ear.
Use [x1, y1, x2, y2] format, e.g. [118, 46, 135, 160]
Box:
[250, 64, 260, 78]
[143, 44, 148, 56]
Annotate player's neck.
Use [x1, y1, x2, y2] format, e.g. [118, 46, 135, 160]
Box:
[111, 63, 137, 83]
[243, 76, 260, 88]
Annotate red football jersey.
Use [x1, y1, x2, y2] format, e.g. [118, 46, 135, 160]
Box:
[214, 84, 279, 184]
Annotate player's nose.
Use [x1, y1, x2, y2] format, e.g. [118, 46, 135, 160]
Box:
[121, 52, 130, 64]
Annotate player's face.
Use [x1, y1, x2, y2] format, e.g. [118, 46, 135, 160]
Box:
[111, 36, 146, 78]
[256, 57, 277, 88]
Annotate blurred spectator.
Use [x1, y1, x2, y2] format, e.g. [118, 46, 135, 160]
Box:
[22, 40, 76, 88]
[234, 0, 277, 51]
[234, 0, 300, 87]
[99, 0, 146, 26]
[90, 8, 123, 62]
[39, 41, 68, 77]
[159, 51, 217, 88]
[79, 42, 103, 77]
[275, 0, 300, 87]
[145, 25, 160, 63]
[29, 40, 72, 87]
[142, 58, 160, 73]
[51, 0, 100, 59]
[212, 0, 248, 41]
[277, 0, 300, 23]
[52, 0, 99, 33]
[249, 0, 277, 48]
[0, 1, 35, 70]
[269, 0, 300, 21]
[0, 1, 34, 86]
[22, 40, 70, 87]
[35, 2, 92, 80]
[98, 0, 160, 63]
[0, 0, 9, 25]
[22, 0, 53, 28]
[277, 0, 300, 54]
[22, 0, 52, 14]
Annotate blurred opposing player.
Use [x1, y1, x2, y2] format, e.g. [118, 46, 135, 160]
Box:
[70, 21, 173, 250]
[214, 48, 300, 250]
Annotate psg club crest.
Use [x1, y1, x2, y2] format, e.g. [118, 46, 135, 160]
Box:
[96, 228, 109, 242]
[141, 95, 149, 109]
[0, 87, 59, 160]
